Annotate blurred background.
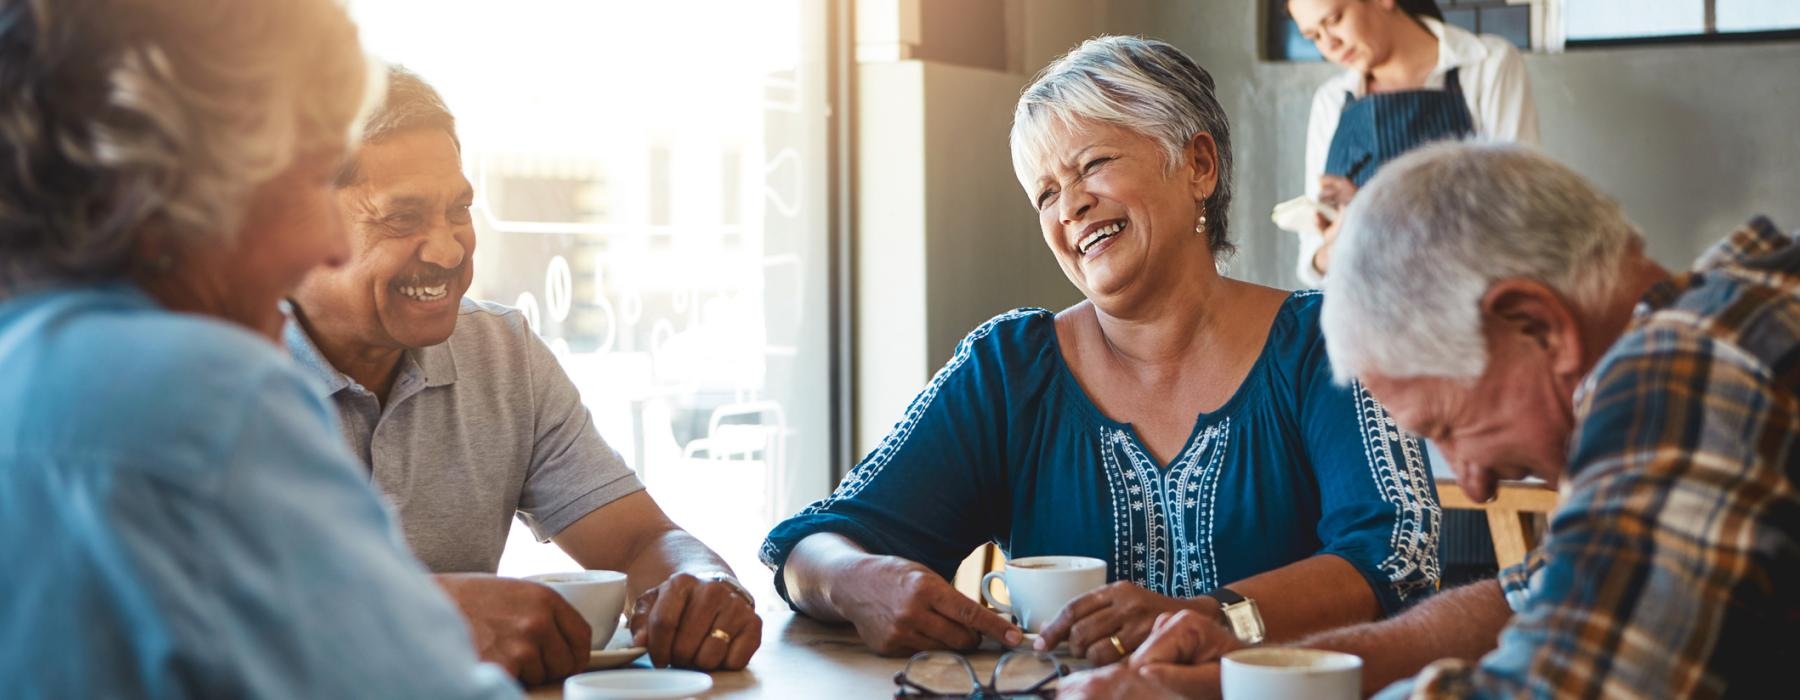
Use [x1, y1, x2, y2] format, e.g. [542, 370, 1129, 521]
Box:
[345, 0, 1800, 605]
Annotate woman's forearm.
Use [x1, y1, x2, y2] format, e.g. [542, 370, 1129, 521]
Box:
[781, 533, 872, 623]
[1207, 554, 1381, 642]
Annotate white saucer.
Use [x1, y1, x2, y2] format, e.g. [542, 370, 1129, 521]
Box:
[585, 623, 647, 670]
[564, 669, 713, 700]
[586, 644, 649, 670]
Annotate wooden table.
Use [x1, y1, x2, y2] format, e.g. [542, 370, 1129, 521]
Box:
[527, 610, 1085, 698]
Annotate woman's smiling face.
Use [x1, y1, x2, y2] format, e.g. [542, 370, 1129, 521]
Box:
[1018, 119, 1217, 306]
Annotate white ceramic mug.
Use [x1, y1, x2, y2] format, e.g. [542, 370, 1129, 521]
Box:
[979, 555, 1106, 633]
[1220, 647, 1361, 700]
[526, 570, 629, 650]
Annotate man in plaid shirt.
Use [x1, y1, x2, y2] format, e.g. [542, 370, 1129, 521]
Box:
[1057, 142, 1797, 699]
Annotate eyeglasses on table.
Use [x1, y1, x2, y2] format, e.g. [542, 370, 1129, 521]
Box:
[892, 649, 1070, 699]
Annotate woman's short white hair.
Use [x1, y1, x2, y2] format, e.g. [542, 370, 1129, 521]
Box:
[0, 0, 381, 294]
[1321, 141, 1642, 382]
[1010, 35, 1236, 257]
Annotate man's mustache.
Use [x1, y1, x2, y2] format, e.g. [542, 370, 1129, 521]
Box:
[392, 262, 466, 288]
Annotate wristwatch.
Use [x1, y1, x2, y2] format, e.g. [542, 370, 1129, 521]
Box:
[1202, 587, 1265, 644]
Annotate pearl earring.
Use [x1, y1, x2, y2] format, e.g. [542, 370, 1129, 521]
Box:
[1194, 214, 1208, 236]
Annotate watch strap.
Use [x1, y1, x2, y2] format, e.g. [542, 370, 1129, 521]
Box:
[1204, 586, 1247, 607]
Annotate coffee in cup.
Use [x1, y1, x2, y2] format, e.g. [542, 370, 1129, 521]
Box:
[979, 555, 1106, 633]
[525, 570, 628, 650]
[1220, 647, 1361, 700]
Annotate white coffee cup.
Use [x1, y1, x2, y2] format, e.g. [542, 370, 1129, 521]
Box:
[526, 570, 629, 650]
[1220, 647, 1361, 700]
[979, 555, 1106, 633]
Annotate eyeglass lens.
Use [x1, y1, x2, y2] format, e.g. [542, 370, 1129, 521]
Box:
[902, 652, 981, 695]
[992, 651, 1062, 693]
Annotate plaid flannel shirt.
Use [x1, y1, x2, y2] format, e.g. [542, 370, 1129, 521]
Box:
[1380, 217, 1800, 699]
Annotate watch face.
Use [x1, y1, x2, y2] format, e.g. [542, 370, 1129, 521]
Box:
[1225, 599, 1265, 644]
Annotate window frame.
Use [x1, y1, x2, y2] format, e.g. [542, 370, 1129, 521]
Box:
[1263, 0, 1800, 62]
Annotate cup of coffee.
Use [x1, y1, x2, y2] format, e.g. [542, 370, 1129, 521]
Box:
[526, 570, 629, 650]
[1220, 647, 1361, 700]
[979, 555, 1106, 633]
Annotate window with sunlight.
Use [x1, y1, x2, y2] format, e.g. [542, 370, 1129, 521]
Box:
[347, 0, 834, 607]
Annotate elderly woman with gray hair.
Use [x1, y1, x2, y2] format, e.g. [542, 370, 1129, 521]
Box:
[0, 0, 517, 696]
[763, 35, 1440, 665]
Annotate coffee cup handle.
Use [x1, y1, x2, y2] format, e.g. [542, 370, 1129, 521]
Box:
[979, 571, 1011, 615]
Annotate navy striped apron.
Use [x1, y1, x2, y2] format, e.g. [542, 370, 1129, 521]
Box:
[1323, 67, 1477, 188]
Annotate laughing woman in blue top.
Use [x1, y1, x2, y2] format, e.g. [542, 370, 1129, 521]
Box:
[762, 36, 1441, 665]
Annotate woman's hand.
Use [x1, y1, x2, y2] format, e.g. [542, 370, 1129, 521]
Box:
[1057, 610, 1239, 699]
[1317, 174, 1357, 210]
[836, 555, 1022, 656]
[1057, 663, 1191, 700]
[1128, 610, 1243, 695]
[1035, 582, 1208, 665]
[1312, 174, 1357, 277]
[1313, 214, 1343, 275]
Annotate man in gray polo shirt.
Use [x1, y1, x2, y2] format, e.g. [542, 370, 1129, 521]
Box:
[285, 67, 759, 685]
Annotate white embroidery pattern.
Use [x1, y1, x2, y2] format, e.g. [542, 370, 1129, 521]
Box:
[1352, 380, 1441, 602]
[1102, 420, 1231, 598]
[760, 308, 1048, 569]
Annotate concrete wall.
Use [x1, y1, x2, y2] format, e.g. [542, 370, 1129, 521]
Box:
[854, 61, 933, 455]
[1119, 2, 1800, 287]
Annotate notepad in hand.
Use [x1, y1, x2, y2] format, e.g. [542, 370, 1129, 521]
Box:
[1271, 196, 1339, 234]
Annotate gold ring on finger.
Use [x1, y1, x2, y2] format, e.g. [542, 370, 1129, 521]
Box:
[709, 628, 733, 644]
[1109, 634, 1127, 657]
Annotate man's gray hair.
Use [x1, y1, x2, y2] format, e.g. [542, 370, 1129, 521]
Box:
[336, 65, 459, 188]
[1321, 142, 1642, 382]
[1011, 35, 1236, 257]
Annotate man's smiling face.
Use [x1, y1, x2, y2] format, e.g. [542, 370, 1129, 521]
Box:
[294, 127, 476, 350]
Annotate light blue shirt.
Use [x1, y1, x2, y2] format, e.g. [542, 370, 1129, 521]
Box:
[0, 284, 520, 699]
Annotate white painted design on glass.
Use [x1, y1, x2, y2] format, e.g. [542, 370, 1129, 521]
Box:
[545, 255, 573, 323]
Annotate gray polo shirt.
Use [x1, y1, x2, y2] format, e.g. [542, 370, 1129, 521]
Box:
[284, 298, 643, 573]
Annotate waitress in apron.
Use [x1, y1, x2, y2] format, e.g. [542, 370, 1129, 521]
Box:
[1288, 0, 1539, 588]
[1289, 0, 1538, 286]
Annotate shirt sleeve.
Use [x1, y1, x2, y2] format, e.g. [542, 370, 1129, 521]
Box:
[514, 321, 644, 540]
[1389, 326, 1795, 698]
[760, 312, 1036, 604]
[1296, 82, 1345, 288]
[1296, 322, 1442, 616]
[1303, 81, 1343, 203]
[1474, 40, 1538, 146]
[1494, 547, 1544, 613]
[134, 364, 521, 699]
